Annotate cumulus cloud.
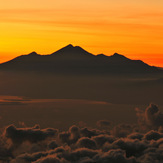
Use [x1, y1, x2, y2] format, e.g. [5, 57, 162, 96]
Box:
[145, 104, 163, 128]
[94, 149, 136, 163]
[110, 138, 147, 157]
[48, 141, 58, 150]
[80, 127, 99, 138]
[92, 134, 115, 148]
[4, 125, 58, 146]
[58, 131, 70, 145]
[33, 155, 66, 163]
[143, 130, 163, 141]
[1, 103, 163, 162]
[67, 148, 98, 162]
[136, 104, 163, 130]
[76, 137, 97, 149]
[69, 125, 80, 143]
[127, 132, 143, 140]
[3, 123, 163, 163]
[111, 124, 133, 138]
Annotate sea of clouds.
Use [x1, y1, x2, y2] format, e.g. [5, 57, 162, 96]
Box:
[0, 104, 163, 163]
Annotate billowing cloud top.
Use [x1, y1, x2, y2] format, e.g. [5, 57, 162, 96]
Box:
[0, 103, 163, 163]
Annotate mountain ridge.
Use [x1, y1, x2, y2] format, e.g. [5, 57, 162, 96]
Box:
[0, 44, 162, 75]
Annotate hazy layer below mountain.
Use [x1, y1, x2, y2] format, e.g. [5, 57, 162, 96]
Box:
[0, 71, 162, 106]
[0, 70, 162, 129]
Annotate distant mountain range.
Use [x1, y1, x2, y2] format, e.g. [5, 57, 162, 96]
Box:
[0, 44, 162, 75]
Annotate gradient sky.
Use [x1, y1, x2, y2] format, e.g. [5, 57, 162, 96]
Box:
[0, 0, 163, 66]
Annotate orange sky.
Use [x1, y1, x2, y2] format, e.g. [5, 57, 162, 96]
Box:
[0, 0, 163, 66]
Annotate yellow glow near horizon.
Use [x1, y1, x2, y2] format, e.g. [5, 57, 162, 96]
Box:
[0, 0, 163, 66]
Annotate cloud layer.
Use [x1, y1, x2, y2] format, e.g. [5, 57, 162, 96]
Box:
[0, 103, 163, 163]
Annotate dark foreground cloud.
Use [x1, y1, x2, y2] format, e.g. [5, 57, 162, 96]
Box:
[4, 125, 58, 147]
[0, 103, 163, 163]
[1, 126, 163, 162]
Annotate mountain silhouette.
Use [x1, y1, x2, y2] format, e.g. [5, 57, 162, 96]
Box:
[0, 44, 162, 75]
[28, 51, 39, 56]
[51, 44, 94, 59]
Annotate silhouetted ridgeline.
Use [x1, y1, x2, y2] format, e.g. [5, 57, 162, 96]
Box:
[0, 104, 163, 162]
[0, 44, 162, 75]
